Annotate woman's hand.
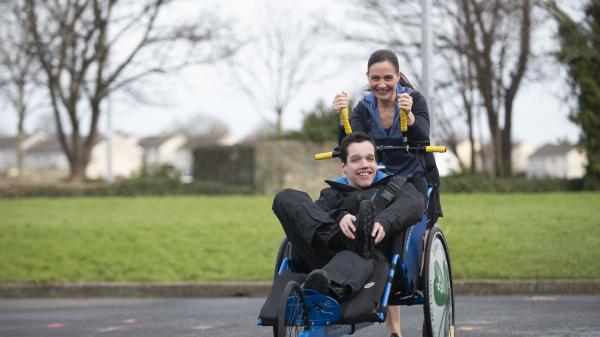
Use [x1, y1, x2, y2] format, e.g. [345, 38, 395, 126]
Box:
[339, 213, 356, 239]
[397, 93, 415, 126]
[372, 222, 386, 244]
[333, 91, 349, 113]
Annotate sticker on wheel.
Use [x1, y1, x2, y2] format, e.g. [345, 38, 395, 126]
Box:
[428, 235, 452, 337]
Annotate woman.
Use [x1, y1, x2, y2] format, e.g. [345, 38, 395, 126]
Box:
[332, 49, 442, 337]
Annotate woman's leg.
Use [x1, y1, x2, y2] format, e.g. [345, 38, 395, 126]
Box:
[385, 305, 402, 337]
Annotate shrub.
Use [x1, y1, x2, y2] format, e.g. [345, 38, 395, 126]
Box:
[440, 173, 585, 193]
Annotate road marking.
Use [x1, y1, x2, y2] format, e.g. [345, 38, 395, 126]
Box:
[96, 326, 124, 332]
[192, 325, 214, 330]
[459, 326, 475, 331]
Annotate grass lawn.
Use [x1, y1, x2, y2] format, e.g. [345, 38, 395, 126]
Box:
[0, 193, 599, 282]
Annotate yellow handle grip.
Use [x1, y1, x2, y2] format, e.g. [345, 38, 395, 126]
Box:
[314, 152, 334, 160]
[425, 146, 446, 153]
[400, 108, 408, 132]
[340, 107, 352, 135]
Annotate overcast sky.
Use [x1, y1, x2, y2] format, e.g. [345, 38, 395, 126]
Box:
[0, 0, 582, 146]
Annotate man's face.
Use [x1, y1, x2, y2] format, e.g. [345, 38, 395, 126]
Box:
[341, 141, 378, 188]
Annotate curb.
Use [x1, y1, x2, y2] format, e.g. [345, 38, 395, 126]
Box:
[1, 280, 599, 298]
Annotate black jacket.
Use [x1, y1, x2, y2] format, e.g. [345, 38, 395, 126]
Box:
[314, 174, 424, 236]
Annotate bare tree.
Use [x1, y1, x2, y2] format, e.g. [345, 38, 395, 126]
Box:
[436, 1, 483, 174]
[335, 1, 465, 159]
[334, 0, 423, 79]
[0, 0, 41, 179]
[455, 0, 533, 177]
[25, 0, 237, 182]
[339, 0, 535, 177]
[231, 0, 332, 136]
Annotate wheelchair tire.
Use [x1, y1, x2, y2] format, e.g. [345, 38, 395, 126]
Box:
[423, 227, 455, 337]
[274, 281, 308, 337]
[273, 237, 292, 279]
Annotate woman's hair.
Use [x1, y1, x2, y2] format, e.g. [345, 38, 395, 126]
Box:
[367, 49, 413, 88]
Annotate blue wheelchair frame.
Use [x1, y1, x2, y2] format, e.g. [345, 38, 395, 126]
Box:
[259, 187, 440, 337]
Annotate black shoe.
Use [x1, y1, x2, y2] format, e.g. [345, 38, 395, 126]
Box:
[354, 200, 375, 258]
[302, 269, 329, 295]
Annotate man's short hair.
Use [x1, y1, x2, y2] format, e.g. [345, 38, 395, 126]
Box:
[339, 131, 377, 164]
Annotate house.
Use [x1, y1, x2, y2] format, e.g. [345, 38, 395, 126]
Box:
[24, 133, 143, 181]
[0, 132, 47, 177]
[86, 133, 144, 180]
[139, 133, 187, 169]
[433, 151, 461, 176]
[527, 144, 587, 179]
[454, 139, 537, 176]
[24, 136, 70, 171]
[24, 136, 71, 180]
[512, 142, 537, 177]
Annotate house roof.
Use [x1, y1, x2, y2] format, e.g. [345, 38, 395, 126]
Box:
[0, 137, 19, 149]
[182, 136, 219, 149]
[27, 138, 63, 153]
[530, 144, 575, 159]
[27, 136, 101, 153]
[139, 135, 174, 149]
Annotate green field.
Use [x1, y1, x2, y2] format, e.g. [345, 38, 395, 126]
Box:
[1, 193, 599, 283]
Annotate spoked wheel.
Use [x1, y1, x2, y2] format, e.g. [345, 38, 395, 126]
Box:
[423, 227, 455, 337]
[274, 281, 308, 337]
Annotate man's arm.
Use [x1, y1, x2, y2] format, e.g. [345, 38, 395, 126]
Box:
[374, 182, 424, 235]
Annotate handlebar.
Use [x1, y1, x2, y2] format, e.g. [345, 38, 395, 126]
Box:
[340, 107, 352, 135]
[314, 145, 446, 160]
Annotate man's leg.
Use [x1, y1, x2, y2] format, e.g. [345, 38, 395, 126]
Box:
[272, 188, 335, 270]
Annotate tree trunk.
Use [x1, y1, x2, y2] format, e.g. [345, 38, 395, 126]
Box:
[501, 128, 512, 176]
[16, 81, 26, 180]
[69, 159, 87, 183]
[276, 106, 283, 136]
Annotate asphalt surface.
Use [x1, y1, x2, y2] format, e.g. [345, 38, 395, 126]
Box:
[1, 296, 599, 337]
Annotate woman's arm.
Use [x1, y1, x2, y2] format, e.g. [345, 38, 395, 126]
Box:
[338, 102, 369, 144]
[406, 91, 430, 143]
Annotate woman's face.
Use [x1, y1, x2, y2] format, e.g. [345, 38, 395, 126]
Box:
[367, 60, 399, 103]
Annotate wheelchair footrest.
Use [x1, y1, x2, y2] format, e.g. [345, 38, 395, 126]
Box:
[302, 290, 341, 326]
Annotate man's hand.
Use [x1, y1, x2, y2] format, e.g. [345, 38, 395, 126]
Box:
[372, 222, 386, 244]
[339, 213, 356, 239]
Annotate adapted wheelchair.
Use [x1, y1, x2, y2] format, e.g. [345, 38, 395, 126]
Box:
[257, 108, 455, 337]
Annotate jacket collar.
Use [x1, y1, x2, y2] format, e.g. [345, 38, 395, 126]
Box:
[325, 170, 389, 191]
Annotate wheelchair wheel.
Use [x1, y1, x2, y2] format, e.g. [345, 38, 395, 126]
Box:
[423, 227, 455, 337]
[273, 237, 292, 279]
[274, 281, 308, 337]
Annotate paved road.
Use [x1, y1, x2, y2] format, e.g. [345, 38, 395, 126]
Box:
[1, 296, 599, 337]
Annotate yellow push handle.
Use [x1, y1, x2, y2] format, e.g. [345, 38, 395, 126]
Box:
[425, 146, 446, 153]
[340, 107, 352, 135]
[400, 108, 408, 132]
[314, 151, 334, 160]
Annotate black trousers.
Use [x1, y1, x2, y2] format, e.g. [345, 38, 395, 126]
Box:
[272, 188, 374, 298]
[273, 188, 340, 271]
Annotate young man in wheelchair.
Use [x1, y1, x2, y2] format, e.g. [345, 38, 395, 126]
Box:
[272, 131, 424, 301]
